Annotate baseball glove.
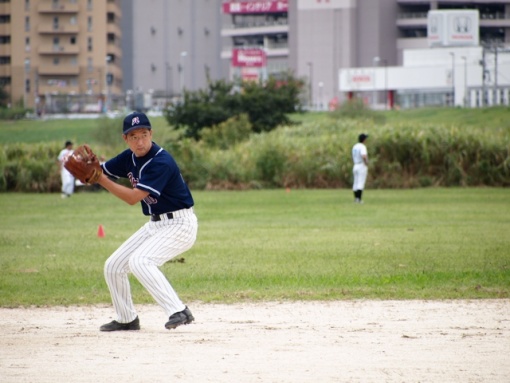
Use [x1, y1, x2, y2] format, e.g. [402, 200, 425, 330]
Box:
[64, 144, 103, 184]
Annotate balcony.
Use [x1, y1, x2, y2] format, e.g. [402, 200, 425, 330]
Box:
[396, 12, 427, 28]
[0, 65, 10, 77]
[107, 42, 122, 59]
[38, 84, 81, 96]
[480, 13, 510, 28]
[221, 45, 289, 60]
[38, 24, 79, 34]
[0, 24, 10, 35]
[221, 21, 288, 37]
[38, 45, 79, 55]
[38, 64, 80, 76]
[38, 3, 79, 14]
[107, 23, 121, 37]
[0, 3, 11, 14]
[0, 43, 11, 55]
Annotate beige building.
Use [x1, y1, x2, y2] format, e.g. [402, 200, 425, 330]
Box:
[0, 0, 122, 113]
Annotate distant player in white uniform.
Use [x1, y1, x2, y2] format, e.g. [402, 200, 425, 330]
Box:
[96, 112, 198, 331]
[352, 133, 369, 203]
[57, 140, 75, 198]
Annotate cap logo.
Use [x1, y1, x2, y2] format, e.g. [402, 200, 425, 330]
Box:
[132, 116, 140, 126]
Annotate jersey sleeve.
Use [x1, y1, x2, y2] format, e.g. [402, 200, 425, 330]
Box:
[101, 150, 131, 179]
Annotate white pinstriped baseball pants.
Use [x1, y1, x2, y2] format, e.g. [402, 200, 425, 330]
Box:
[104, 208, 197, 323]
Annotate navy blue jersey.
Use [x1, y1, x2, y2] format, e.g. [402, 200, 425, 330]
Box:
[101, 142, 194, 215]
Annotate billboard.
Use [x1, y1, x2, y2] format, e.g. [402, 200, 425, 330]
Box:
[428, 10, 479, 47]
[222, 0, 288, 14]
[232, 48, 267, 67]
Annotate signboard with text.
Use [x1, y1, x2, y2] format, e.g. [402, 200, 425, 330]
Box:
[428, 10, 479, 47]
[232, 48, 267, 67]
[222, 0, 288, 14]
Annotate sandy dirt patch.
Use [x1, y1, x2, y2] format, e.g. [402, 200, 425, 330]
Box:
[1, 300, 509, 383]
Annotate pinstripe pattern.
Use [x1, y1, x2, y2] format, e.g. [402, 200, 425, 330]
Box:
[104, 210, 198, 323]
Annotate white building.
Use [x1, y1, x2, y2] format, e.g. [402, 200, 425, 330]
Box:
[339, 10, 510, 108]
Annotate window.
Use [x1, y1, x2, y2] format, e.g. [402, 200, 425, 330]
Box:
[25, 0, 30, 11]
[25, 16, 30, 31]
[70, 16, 76, 25]
[53, 37, 59, 50]
[87, 0, 92, 11]
[53, 57, 60, 65]
[87, 58, 93, 72]
[25, 37, 30, 52]
[87, 37, 92, 52]
[53, 17, 59, 30]
[87, 16, 92, 32]
[70, 36, 76, 45]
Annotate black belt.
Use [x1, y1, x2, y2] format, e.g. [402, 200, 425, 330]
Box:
[151, 212, 174, 222]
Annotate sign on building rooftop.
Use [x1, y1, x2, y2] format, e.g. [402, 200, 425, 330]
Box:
[428, 10, 479, 48]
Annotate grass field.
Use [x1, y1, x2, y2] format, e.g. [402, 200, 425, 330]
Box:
[0, 188, 508, 307]
[1, 106, 509, 146]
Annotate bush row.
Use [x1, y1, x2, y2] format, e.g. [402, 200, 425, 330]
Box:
[1, 118, 509, 192]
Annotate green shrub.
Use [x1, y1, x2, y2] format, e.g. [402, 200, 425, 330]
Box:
[200, 114, 252, 149]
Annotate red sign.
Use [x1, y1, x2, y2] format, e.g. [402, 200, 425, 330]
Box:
[222, 0, 288, 14]
[232, 49, 267, 67]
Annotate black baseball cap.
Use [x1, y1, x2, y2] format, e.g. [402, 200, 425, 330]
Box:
[123, 112, 152, 135]
[358, 133, 369, 142]
[65, 140, 73, 147]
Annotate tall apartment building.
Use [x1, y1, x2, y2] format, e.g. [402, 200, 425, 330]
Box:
[0, 0, 122, 113]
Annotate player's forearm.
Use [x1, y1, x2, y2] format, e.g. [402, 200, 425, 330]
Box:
[97, 174, 147, 205]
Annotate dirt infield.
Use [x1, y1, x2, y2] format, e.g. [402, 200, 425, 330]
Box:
[1, 300, 509, 383]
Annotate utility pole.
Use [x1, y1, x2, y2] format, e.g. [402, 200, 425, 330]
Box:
[494, 46, 498, 105]
[449, 52, 455, 107]
[481, 45, 486, 107]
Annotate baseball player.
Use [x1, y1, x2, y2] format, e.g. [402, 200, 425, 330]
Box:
[57, 140, 75, 198]
[352, 133, 369, 203]
[96, 112, 198, 331]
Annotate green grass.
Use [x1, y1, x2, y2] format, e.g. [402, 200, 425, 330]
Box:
[0, 115, 172, 145]
[3, 106, 509, 146]
[0, 188, 508, 307]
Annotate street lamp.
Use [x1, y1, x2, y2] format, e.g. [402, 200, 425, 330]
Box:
[318, 81, 324, 110]
[461, 56, 467, 107]
[373, 56, 380, 109]
[382, 59, 388, 110]
[165, 62, 172, 101]
[179, 51, 188, 99]
[449, 52, 455, 107]
[307, 62, 313, 109]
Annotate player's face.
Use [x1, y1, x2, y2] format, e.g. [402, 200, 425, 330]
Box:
[124, 128, 153, 157]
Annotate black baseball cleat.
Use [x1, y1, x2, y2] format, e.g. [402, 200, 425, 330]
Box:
[165, 306, 194, 330]
[100, 316, 140, 332]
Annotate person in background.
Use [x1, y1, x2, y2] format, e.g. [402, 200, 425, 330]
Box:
[57, 140, 75, 198]
[352, 133, 369, 204]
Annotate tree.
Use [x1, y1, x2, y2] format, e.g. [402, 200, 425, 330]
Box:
[165, 73, 305, 140]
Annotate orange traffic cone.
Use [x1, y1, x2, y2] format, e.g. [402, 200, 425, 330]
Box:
[97, 224, 105, 238]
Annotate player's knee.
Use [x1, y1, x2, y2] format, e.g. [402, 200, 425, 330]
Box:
[128, 255, 151, 276]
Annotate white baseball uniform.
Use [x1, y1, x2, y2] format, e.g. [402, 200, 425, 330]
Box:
[58, 147, 74, 197]
[352, 142, 368, 191]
